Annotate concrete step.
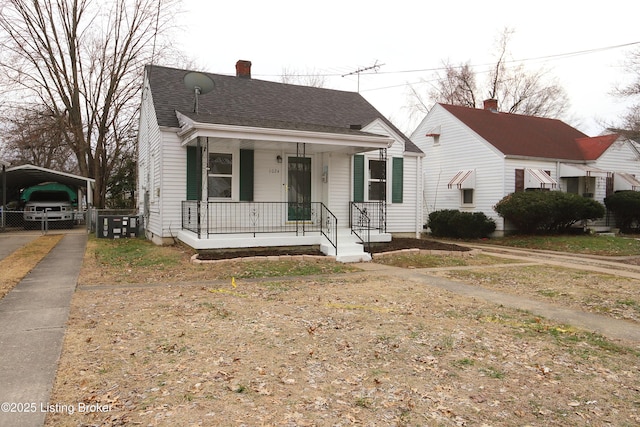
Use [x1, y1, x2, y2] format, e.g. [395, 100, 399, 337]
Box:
[321, 229, 371, 263]
[336, 251, 372, 263]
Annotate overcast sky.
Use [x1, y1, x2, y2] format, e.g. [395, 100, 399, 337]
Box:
[176, 0, 639, 137]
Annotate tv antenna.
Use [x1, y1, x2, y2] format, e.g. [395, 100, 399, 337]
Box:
[184, 72, 215, 114]
[341, 60, 384, 92]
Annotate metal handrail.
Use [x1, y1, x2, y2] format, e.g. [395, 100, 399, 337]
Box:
[349, 202, 371, 254]
[350, 201, 386, 232]
[319, 203, 337, 251]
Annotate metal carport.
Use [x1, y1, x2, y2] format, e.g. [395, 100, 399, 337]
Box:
[1, 163, 95, 229]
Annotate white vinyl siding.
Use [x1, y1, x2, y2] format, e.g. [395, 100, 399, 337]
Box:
[412, 105, 504, 231]
[253, 151, 283, 202]
[593, 138, 640, 200]
[362, 119, 423, 235]
[327, 153, 350, 225]
[159, 132, 187, 238]
[137, 80, 164, 240]
[385, 154, 420, 234]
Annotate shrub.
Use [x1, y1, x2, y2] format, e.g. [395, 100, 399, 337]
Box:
[428, 209, 496, 239]
[494, 191, 605, 233]
[604, 191, 640, 232]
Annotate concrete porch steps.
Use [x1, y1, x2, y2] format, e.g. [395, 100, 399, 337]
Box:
[321, 229, 372, 263]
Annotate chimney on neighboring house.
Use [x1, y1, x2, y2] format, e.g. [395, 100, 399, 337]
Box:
[483, 98, 498, 112]
[236, 60, 252, 78]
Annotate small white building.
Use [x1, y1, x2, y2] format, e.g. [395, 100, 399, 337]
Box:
[411, 100, 640, 234]
[137, 62, 423, 261]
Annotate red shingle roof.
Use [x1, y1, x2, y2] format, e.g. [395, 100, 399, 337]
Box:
[440, 103, 617, 161]
[575, 134, 619, 160]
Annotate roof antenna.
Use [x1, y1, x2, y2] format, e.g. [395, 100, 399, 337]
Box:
[183, 72, 215, 114]
[341, 60, 384, 93]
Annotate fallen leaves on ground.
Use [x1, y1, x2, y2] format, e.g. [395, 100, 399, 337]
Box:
[46, 274, 640, 426]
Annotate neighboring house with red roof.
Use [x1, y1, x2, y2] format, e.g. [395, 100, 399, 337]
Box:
[411, 100, 640, 234]
[137, 62, 424, 261]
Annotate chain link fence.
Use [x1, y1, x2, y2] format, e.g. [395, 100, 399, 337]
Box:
[1, 208, 144, 237]
[0, 208, 87, 232]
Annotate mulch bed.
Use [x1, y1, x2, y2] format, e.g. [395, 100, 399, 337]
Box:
[197, 237, 470, 260]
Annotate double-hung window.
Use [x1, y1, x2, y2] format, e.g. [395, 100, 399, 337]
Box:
[208, 153, 232, 198]
[368, 159, 386, 201]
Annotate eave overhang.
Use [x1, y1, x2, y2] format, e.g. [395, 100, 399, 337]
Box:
[176, 112, 394, 151]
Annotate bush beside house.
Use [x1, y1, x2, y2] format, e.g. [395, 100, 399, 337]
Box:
[427, 210, 496, 238]
[604, 191, 640, 232]
[494, 191, 605, 234]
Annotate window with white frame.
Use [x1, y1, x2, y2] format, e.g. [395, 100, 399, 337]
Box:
[368, 159, 386, 201]
[208, 152, 232, 198]
[462, 188, 474, 205]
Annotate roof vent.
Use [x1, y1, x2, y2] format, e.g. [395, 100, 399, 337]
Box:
[349, 124, 362, 130]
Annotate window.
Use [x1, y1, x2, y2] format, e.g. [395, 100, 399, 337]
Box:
[462, 189, 474, 205]
[208, 153, 232, 198]
[368, 159, 386, 201]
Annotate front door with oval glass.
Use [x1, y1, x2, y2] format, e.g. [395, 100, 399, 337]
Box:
[287, 157, 311, 221]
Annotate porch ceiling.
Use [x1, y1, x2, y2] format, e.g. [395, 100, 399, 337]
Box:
[176, 112, 393, 155]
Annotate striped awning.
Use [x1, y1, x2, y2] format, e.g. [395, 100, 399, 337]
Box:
[525, 168, 557, 189]
[614, 172, 640, 191]
[560, 163, 610, 178]
[448, 169, 475, 189]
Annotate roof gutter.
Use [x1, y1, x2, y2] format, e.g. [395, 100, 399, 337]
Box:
[176, 112, 394, 149]
[504, 154, 592, 163]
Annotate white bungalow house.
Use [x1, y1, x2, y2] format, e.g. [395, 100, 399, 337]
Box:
[411, 100, 640, 234]
[137, 62, 424, 261]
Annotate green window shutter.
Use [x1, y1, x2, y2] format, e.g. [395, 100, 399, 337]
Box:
[392, 157, 403, 203]
[186, 146, 200, 200]
[353, 155, 364, 203]
[239, 149, 254, 201]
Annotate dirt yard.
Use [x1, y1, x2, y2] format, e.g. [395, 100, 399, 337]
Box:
[45, 243, 640, 426]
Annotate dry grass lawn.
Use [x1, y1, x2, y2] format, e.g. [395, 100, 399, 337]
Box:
[44, 241, 640, 426]
[438, 266, 640, 324]
[0, 234, 63, 299]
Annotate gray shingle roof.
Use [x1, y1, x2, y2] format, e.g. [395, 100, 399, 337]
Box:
[145, 65, 421, 153]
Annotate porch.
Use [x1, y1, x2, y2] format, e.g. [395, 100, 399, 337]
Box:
[177, 201, 391, 262]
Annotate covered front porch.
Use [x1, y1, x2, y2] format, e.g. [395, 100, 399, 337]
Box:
[174, 113, 394, 262]
[177, 200, 391, 262]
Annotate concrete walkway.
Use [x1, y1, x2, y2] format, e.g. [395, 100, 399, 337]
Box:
[0, 233, 39, 261]
[358, 246, 640, 344]
[0, 233, 87, 427]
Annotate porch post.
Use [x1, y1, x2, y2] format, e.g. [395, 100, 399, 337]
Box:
[196, 137, 202, 238]
[380, 148, 387, 232]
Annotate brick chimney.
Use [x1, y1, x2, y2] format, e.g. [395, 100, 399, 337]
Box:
[483, 98, 498, 112]
[236, 60, 252, 78]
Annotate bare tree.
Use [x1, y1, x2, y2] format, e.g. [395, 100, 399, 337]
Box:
[0, 107, 77, 172]
[429, 61, 478, 109]
[613, 47, 640, 139]
[410, 28, 570, 119]
[281, 67, 327, 88]
[0, 0, 179, 207]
